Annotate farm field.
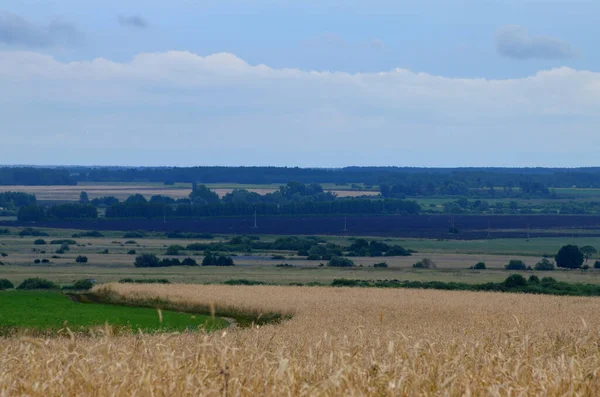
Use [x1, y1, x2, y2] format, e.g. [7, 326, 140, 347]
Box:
[0, 291, 226, 334]
[2, 283, 600, 395]
[2, 227, 600, 286]
[9, 213, 600, 239]
[0, 182, 377, 202]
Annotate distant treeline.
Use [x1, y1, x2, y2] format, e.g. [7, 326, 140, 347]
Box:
[5, 166, 600, 188]
[18, 182, 420, 221]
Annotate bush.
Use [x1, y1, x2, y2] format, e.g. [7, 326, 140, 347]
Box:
[471, 262, 486, 270]
[134, 253, 161, 268]
[528, 275, 540, 284]
[0, 261, 4, 266]
[41, 258, 50, 263]
[55, 248, 65, 254]
[504, 274, 527, 288]
[594, 260, 600, 269]
[271, 255, 286, 260]
[505, 259, 527, 270]
[541, 277, 557, 285]
[413, 258, 437, 269]
[534, 258, 555, 271]
[17, 277, 58, 290]
[202, 254, 235, 266]
[127, 249, 136, 255]
[165, 244, 185, 256]
[50, 239, 77, 245]
[582, 264, 590, 270]
[160, 258, 182, 267]
[306, 254, 320, 261]
[75, 255, 88, 263]
[72, 279, 94, 290]
[223, 279, 266, 285]
[72, 231, 104, 238]
[124, 240, 137, 245]
[181, 257, 198, 266]
[327, 256, 355, 267]
[119, 278, 170, 284]
[0, 252, 6, 257]
[19, 228, 48, 237]
[276, 263, 295, 268]
[373, 262, 388, 268]
[0, 279, 14, 290]
[33, 259, 41, 264]
[33, 239, 47, 245]
[555, 245, 584, 269]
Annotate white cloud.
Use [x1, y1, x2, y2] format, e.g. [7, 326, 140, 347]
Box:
[0, 50, 599, 166]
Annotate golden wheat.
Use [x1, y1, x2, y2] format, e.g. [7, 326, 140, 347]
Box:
[2, 284, 600, 396]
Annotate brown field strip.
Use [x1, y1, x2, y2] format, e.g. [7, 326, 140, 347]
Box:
[2, 284, 600, 395]
[0, 185, 377, 201]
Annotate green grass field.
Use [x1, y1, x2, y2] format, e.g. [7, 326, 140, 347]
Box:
[0, 291, 228, 333]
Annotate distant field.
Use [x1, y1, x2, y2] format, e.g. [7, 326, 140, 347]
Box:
[0, 183, 377, 202]
[1, 226, 600, 286]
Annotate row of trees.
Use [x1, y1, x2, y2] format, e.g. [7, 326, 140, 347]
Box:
[133, 253, 234, 267]
[6, 166, 600, 189]
[17, 203, 98, 222]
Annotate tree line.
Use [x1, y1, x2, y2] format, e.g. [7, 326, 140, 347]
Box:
[5, 166, 600, 189]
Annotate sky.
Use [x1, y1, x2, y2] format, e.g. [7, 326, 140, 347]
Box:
[0, 0, 599, 167]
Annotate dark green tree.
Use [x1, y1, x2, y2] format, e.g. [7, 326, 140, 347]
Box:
[134, 253, 160, 268]
[555, 245, 584, 269]
[79, 191, 89, 204]
[580, 245, 597, 264]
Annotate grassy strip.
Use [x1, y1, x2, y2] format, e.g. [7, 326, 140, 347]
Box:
[0, 291, 227, 336]
[213, 276, 600, 297]
[330, 275, 600, 296]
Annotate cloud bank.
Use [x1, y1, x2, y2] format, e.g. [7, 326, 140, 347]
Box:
[496, 25, 576, 60]
[0, 50, 598, 166]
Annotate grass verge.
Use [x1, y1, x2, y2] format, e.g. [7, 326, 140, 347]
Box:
[0, 290, 228, 336]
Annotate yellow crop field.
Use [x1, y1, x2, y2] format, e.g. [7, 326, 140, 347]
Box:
[2, 284, 600, 395]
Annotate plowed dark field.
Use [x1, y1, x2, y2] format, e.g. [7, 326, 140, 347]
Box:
[5, 215, 600, 239]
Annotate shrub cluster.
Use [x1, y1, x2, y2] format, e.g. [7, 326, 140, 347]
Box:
[134, 253, 198, 267]
[0, 279, 14, 290]
[327, 256, 354, 267]
[119, 278, 170, 284]
[202, 254, 234, 266]
[413, 258, 437, 269]
[17, 278, 58, 290]
[50, 239, 77, 245]
[347, 239, 411, 257]
[18, 228, 48, 237]
[72, 231, 104, 238]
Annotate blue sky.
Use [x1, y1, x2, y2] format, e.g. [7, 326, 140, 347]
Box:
[0, 0, 599, 166]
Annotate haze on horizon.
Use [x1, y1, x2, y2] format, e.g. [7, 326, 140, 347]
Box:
[1, 0, 599, 168]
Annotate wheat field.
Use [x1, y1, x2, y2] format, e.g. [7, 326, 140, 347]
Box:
[2, 284, 600, 396]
